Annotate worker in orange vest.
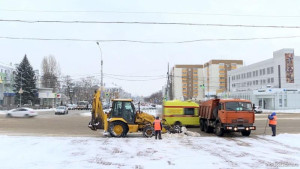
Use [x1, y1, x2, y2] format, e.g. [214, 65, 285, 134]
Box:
[153, 116, 162, 140]
[268, 112, 277, 136]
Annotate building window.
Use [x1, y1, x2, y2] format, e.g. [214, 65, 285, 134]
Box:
[271, 78, 274, 83]
[271, 67, 274, 74]
[267, 78, 270, 83]
[263, 69, 265, 75]
[253, 71, 255, 77]
[267, 68, 270, 74]
[256, 70, 258, 76]
[231, 63, 236, 67]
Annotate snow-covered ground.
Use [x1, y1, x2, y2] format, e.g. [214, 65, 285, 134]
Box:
[0, 134, 299, 169]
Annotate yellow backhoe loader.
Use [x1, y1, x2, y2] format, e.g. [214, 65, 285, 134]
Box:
[88, 89, 179, 137]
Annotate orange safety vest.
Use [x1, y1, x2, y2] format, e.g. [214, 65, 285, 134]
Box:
[269, 115, 277, 125]
[154, 119, 161, 131]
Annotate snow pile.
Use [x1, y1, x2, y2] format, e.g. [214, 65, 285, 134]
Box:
[0, 111, 7, 115]
[80, 112, 91, 117]
[0, 134, 299, 169]
[263, 109, 300, 114]
[35, 108, 55, 112]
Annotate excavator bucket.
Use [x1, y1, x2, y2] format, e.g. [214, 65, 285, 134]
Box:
[88, 89, 106, 131]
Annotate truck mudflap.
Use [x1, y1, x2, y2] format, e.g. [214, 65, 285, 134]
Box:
[224, 125, 256, 131]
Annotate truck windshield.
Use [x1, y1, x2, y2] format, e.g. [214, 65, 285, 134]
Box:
[225, 102, 252, 111]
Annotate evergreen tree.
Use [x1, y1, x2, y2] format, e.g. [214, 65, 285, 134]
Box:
[13, 55, 37, 105]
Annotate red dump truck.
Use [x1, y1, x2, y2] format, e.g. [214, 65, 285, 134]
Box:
[199, 99, 256, 136]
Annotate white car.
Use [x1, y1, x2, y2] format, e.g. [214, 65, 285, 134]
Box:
[6, 108, 38, 118]
[254, 106, 263, 114]
[55, 106, 68, 115]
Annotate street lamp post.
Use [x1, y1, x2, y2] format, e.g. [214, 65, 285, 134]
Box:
[19, 72, 23, 106]
[96, 42, 103, 90]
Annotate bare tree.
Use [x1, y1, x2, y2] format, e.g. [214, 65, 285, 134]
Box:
[41, 55, 61, 91]
[72, 76, 99, 103]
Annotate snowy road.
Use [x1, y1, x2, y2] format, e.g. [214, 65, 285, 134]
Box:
[0, 134, 299, 169]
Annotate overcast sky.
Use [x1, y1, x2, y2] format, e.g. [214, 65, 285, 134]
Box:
[1, 0, 300, 96]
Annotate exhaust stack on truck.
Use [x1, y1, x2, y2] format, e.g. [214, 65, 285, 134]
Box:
[199, 99, 256, 136]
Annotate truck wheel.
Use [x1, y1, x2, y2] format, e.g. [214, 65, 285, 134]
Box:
[215, 123, 224, 136]
[143, 126, 154, 137]
[173, 125, 181, 133]
[174, 121, 181, 127]
[109, 121, 127, 137]
[200, 119, 204, 131]
[204, 121, 210, 133]
[241, 130, 251, 136]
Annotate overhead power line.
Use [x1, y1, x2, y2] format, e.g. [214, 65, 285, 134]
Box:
[1, 9, 300, 18]
[1, 19, 300, 29]
[1, 35, 300, 43]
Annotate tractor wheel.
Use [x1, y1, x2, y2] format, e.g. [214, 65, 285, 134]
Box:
[143, 126, 154, 138]
[215, 122, 224, 136]
[241, 130, 251, 136]
[109, 121, 127, 137]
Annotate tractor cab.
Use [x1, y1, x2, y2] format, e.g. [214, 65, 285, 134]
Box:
[110, 99, 136, 124]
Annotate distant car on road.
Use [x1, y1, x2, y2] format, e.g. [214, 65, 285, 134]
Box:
[254, 106, 263, 114]
[77, 101, 89, 110]
[67, 104, 77, 110]
[55, 106, 68, 115]
[6, 108, 38, 118]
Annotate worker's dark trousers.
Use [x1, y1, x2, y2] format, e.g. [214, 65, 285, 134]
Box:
[155, 130, 162, 139]
[269, 124, 276, 136]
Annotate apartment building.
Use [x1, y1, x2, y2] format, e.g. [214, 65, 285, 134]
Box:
[204, 60, 243, 97]
[0, 62, 15, 105]
[170, 65, 204, 101]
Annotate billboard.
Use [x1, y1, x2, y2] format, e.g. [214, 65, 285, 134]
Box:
[285, 53, 294, 83]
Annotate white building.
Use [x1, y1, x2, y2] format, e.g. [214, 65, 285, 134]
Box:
[225, 48, 300, 110]
[0, 62, 15, 105]
[228, 48, 300, 92]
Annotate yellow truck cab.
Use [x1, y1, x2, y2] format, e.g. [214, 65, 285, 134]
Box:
[163, 100, 199, 127]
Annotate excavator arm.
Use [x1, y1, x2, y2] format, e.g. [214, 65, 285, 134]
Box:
[88, 89, 108, 133]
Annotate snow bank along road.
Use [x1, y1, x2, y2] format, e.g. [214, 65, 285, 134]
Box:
[0, 134, 299, 169]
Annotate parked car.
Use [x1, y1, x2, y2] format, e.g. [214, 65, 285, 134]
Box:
[55, 106, 68, 115]
[67, 104, 77, 110]
[6, 107, 38, 118]
[254, 106, 263, 114]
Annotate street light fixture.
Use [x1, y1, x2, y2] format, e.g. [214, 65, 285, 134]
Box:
[96, 42, 103, 90]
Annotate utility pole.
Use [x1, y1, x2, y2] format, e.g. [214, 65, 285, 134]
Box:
[96, 42, 103, 90]
[19, 72, 23, 106]
[165, 63, 169, 101]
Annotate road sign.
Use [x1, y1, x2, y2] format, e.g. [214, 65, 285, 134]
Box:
[18, 88, 23, 94]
